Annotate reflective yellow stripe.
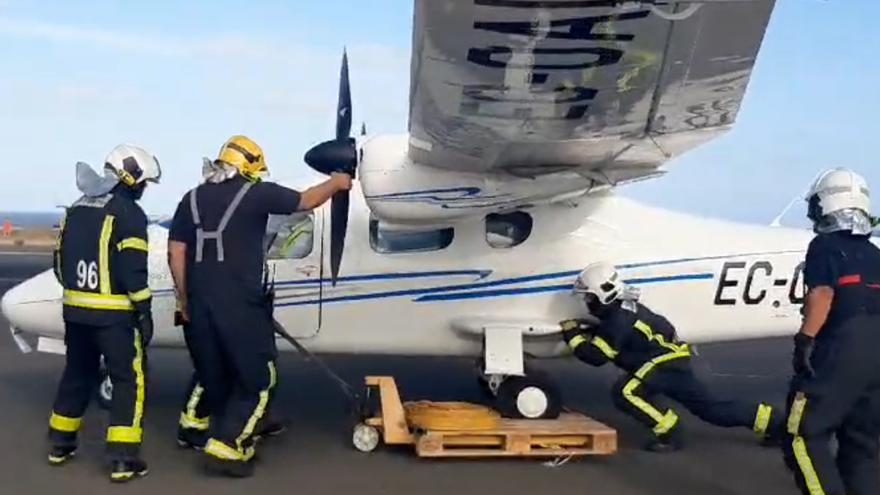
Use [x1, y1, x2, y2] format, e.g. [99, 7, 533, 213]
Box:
[117, 237, 148, 252]
[792, 437, 826, 495]
[754, 403, 773, 435]
[205, 439, 245, 461]
[63, 290, 134, 311]
[654, 410, 679, 435]
[128, 287, 152, 302]
[591, 336, 619, 359]
[132, 329, 145, 431]
[622, 377, 667, 424]
[568, 334, 588, 350]
[234, 361, 276, 453]
[107, 426, 142, 443]
[788, 393, 807, 435]
[179, 384, 210, 430]
[106, 329, 146, 444]
[633, 320, 689, 353]
[54, 214, 65, 279]
[98, 215, 115, 295]
[49, 412, 81, 432]
[633, 350, 691, 380]
[179, 413, 210, 431]
[786, 393, 825, 494]
[634, 320, 653, 338]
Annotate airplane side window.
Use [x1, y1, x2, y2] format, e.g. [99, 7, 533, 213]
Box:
[485, 211, 533, 249]
[265, 212, 314, 260]
[369, 219, 454, 254]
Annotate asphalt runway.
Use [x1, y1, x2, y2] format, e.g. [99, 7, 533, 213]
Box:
[0, 252, 802, 494]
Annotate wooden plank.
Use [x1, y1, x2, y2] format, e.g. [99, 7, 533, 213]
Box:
[416, 447, 611, 458]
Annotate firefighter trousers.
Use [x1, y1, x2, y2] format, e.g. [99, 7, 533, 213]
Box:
[49, 320, 147, 460]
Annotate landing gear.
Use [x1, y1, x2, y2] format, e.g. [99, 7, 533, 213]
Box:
[477, 360, 561, 419]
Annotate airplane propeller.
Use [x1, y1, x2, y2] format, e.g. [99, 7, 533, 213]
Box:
[304, 50, 358, 286]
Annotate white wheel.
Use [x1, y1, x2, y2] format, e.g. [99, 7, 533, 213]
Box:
[352, 423, 380, 453]
[516, 386, 549, 419]
[98, 375, 113, 410]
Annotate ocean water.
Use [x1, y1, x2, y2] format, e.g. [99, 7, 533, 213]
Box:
[0, 211, 64, 228]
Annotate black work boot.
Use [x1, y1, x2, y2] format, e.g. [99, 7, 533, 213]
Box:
[253, 417, 287, 441]
[760, 413, 787, 448]
[644, 429, 684, 453]
[109, 458, 149, 483]
[47, 445, 77, 466]
[177, 428, 208, 451]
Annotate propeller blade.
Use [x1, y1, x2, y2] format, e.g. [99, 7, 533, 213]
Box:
[329, 190, 350, 286]
[336, 50, 352, 140]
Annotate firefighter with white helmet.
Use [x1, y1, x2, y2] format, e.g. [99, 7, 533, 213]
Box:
[562, 262, 783, 452]
[783, 168, 880, 495]
[48, 144, 160, 482]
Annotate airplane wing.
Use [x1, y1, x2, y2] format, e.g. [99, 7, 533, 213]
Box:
[407, 0, 776, 184]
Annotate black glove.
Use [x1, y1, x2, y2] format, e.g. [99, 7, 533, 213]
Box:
[136, 311, 154, 346]
[560, 319, 591, 345]
[792, 333, 815, 378]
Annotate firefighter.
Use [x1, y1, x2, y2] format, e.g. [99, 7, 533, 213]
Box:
[561, 262, 783, 452]
[167, 135, 350, 477]
[783, 168, 880, 495]
[48, 145, 160, 482]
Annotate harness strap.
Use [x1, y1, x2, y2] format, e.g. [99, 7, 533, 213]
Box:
[191, 182, 253, 263]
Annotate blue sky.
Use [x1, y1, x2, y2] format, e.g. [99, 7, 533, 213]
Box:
[0, 0, 877, 226]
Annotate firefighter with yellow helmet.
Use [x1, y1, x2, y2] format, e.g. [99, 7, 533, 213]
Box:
[168, 135, 350, 477]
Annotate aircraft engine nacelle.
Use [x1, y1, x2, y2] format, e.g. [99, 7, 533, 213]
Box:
[359, 134, 597, 229]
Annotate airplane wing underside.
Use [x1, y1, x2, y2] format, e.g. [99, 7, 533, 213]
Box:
[408, 0, 776, 183]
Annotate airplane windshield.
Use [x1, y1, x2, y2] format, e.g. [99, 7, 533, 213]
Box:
[265, 212, 314, 260]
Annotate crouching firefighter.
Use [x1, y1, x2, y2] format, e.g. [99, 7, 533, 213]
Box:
[48, 145, 159, 482]
[167, 135, 351, 477]
[561, 262, 784, 452]
[783, 168, 880, 495]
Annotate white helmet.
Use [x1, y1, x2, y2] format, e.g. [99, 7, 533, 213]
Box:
[806, 168, 870, 222]
[573, 262, 624, 306]
[104, 144, 161, 187]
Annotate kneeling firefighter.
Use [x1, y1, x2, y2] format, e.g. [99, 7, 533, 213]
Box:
[561, 262, 784, 452]
[48, 145, 160, 482]
[167, 135, 351, 477]
[783, 168, 880, 495]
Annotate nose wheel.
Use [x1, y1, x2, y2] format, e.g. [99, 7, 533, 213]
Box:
[494, 375, 561, 420]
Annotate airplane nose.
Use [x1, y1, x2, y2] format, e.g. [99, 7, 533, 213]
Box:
[2, 269, 64, 338]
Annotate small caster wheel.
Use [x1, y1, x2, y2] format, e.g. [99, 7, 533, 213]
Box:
[352, 423, 380, 453]
[97, 374, 113, 410]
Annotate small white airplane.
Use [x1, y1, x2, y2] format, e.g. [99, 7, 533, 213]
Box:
[0, 0, 850, 422]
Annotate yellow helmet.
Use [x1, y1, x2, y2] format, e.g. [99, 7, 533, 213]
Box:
[216, 135, 267, 180]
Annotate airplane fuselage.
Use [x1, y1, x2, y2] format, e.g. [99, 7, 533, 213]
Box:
[2, 136, 816, 359]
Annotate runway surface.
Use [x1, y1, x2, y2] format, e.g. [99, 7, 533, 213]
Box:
[0, 252, 802, 494]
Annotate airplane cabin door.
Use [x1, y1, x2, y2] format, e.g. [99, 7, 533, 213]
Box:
[264, 209, 323, 338]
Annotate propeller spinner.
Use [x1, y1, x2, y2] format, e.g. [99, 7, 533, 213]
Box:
[304, 50, 358, 286]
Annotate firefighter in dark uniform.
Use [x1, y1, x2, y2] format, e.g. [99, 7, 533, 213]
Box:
[48, 145, 160, 482]
[561, 262, 783, 452]
[167, 135, 351, 477]
[784, 168, 880, 495]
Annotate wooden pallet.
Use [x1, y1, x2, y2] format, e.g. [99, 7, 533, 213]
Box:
[362, 376, 617, 459]
[415, 413, 617, 457]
